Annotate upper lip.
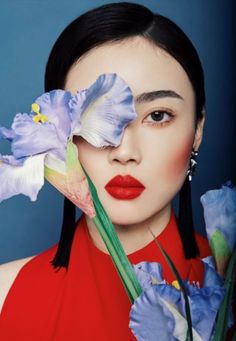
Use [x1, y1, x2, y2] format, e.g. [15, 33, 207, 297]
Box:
[105, 175, 145, 188]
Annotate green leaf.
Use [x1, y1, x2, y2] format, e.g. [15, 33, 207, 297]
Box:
[210, 229, 231, 260]
[213, 247, 236, 341]
[66, 139, 78, 169]
[83, 166, 142, 303]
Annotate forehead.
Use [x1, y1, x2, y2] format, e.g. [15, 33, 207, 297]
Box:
[65, 36, 194, 104]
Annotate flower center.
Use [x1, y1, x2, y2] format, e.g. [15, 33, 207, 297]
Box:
[31, 103, 49, 123]
[172, 280, 180, 290]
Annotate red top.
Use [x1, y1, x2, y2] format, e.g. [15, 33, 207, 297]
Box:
[0, 209, 211, 341]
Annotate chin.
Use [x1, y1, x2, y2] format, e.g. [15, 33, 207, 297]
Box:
[103, 205, 156, 226]
[110, 216, 141, 226]
[97, 191, 171, 226]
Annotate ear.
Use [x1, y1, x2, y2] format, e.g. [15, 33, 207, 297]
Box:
[193, 108, 206, 151]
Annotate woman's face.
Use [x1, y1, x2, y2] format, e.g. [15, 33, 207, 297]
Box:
[65, 37, 204, 225]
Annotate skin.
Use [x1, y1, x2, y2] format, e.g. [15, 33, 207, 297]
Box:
[65, 36, 205, 255]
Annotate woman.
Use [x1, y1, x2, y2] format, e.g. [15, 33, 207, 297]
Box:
[0, 2, 214, 340]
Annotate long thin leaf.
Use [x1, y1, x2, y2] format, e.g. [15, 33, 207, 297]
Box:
[213, 247, 236, 341]
[83, 167, 142, 302]
[149, 230, 193, 341]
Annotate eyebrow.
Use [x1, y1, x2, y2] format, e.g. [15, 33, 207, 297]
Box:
[134, 90, 184, 103]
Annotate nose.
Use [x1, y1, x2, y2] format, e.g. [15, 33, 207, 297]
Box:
[108, 124, 142, 166]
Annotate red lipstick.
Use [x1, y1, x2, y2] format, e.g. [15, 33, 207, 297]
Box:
[105, 175, 145, 199]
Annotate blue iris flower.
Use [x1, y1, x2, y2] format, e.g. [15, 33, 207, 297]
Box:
[200, 181, 236, 276]
[129, 259, 225, 341]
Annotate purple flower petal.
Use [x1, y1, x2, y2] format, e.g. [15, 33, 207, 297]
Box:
[70, 73, 137, 147]
[200, 181, 236, 251]
[202, 257, 224, 288]
[0, 126, 16, 141]
[133, 261, 165, 289]
[11, 113, 67, 161]
[129, 286, 177, 341]
[34, 90, 72, 143]
[0, 154, 45, 202]
[0, 154, 26, 165]
[184, 283, 225, 340]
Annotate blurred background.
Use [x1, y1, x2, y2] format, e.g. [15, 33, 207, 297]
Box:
[0, 0, 235, 263]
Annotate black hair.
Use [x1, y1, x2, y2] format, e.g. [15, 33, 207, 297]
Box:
[45, 2, 204, 269]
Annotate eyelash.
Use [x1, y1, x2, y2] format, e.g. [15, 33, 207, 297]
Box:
[143, 110, 175, 127]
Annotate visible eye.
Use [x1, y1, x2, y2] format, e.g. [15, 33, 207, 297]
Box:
[143, 110, 175, 127]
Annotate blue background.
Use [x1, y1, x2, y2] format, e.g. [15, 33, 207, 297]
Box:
[0, 0, 235, 264]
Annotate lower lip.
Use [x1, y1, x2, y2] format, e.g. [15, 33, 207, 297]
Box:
[105, 186, 145, 199]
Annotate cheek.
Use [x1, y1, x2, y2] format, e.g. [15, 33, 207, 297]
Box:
[166, 134, 194, 178]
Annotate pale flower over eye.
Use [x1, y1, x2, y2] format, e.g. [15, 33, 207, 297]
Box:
[0, 73, 137, 217]
[70, 72, 137, 147]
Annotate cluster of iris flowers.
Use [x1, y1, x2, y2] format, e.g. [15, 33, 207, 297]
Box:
[0, 73, 235, 340]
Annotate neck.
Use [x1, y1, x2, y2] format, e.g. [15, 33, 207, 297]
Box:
[85, 203, 172, 255]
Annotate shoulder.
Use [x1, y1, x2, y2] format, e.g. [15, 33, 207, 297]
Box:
[0, 256, 36, 313]
[195, 232, 212, 258]
[0, 241, 62, 314]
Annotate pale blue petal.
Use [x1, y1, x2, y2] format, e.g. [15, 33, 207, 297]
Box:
[176, 266, 225, 341]
[34, 90, 72, 143]
[157, 279, 225, 341]
[133, 262, 185, 314]
[133, 261, 165, 290]
[201, 255, 216, 270]
[187, 286, 225, 341]
[0, 154, 26, 166]
[200, 181, 236, 251]
[129, 286, 177, 341]
[11, 113, 67, 161]
[155, 284, 185, 314]
[0, 126, 16, 141]
[70, 73, 137, 147]
[69, 90, 86, 135]
[44, 153, 66, 174]
[202, 257, 224, 288]
[0, 154, 45, 202]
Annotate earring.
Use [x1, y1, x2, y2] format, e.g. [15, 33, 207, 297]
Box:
[187, 149, 198, 181]
[177, 147, 200, 259]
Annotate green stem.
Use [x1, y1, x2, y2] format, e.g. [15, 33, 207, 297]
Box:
[92, 216, 140, 301]
[83, 167, 142, 303]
